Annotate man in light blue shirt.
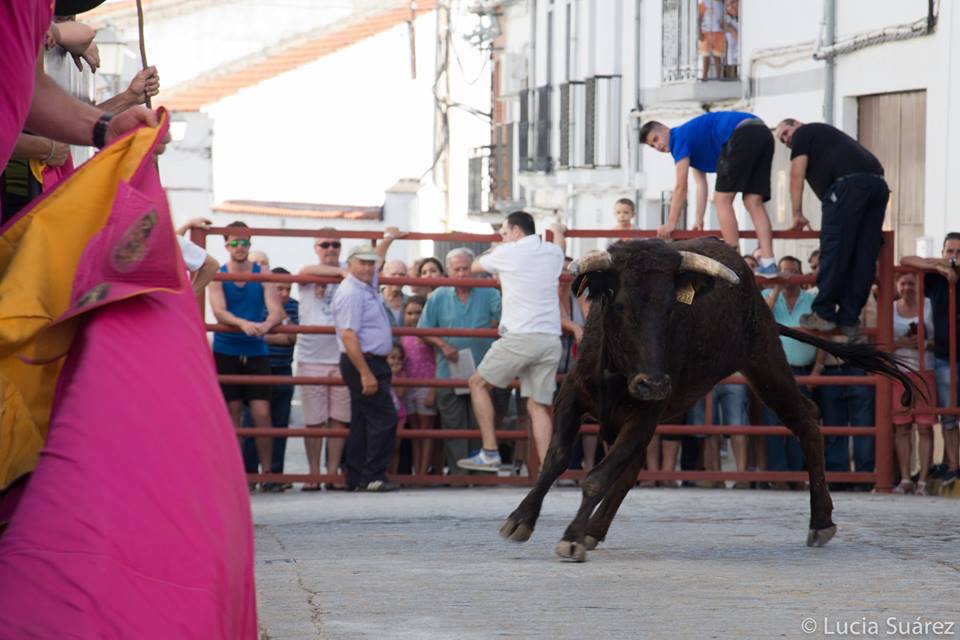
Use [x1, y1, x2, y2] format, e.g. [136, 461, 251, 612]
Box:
[331, 231, 402, 491]
[762, 255, 817, 474]
[419, 247, 507, 471]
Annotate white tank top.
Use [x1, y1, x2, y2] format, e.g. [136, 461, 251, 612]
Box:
[892, 299, 934, 370]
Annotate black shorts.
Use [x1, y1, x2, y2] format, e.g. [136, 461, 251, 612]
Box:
[715, 122, 774, 201]
[214, 353, 272, 403]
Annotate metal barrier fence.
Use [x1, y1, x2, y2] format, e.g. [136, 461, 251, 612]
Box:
[191, 226, 958, 492]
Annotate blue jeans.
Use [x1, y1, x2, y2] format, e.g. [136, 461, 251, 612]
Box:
[763, 365, 810, 472]
[935, 358, 959, 430]
[688, 384, 748, 426]
[815, 366, 875, 472]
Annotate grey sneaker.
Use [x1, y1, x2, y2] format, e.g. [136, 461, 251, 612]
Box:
[800, 312, 837, 332]
[457, 449, 502, 472]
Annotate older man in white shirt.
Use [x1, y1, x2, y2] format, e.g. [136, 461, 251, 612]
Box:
[458, 211, 564, 472]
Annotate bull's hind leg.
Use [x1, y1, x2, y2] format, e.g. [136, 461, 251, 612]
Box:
[556, 414, 657, 562]
[500, 379, 585, 543]
[743, 358, 836, 547]
[583, 453, 648, 550]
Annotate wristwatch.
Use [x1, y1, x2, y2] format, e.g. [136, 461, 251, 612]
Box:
[92, 112, 114, 149]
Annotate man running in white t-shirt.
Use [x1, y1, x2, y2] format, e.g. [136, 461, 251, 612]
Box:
[458, 211, 564, 472]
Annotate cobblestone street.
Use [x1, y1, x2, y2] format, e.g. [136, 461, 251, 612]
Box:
[253, 483, 960, 640]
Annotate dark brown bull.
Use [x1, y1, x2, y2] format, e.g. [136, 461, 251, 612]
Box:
[500, 237, 920, 561]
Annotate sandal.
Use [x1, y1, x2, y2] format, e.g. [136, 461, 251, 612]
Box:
[300, 482, 322, 492]
[892, 479, 914, 494]
[914, 481, 927, 496]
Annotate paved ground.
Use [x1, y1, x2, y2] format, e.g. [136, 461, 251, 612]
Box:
[252, 478, 960, 640]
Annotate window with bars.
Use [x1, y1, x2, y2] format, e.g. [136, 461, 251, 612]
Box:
[662, 0, 740, 83]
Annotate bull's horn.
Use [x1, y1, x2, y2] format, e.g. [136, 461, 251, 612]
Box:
[678, 251, 740, 285]
[568, 250, 612, 277]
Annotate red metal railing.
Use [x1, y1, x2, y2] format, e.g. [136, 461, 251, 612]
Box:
[188, 225, 958, 492]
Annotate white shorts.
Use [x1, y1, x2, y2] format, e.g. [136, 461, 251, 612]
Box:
[298, 362, 351, 425]
[476, 332, 562, 405]
[404, 387, 437, 416]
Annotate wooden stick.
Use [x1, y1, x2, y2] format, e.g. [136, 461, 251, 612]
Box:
[136, 0, 151, 108]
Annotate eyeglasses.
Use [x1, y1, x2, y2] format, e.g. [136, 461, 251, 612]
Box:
[317, 241, 341, 249]
[227, 239, 251, 247]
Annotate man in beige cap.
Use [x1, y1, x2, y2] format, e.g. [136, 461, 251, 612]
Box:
[331, 228, 404, 491]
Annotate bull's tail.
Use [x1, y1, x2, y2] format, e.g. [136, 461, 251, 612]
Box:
[777, 324, 928, 407]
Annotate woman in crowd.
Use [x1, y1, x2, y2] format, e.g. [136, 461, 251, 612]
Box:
[891, 271, 936, 495]
[410, 257, 445, 298]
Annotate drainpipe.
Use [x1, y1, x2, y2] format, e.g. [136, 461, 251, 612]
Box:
[822, 0, 836, 124]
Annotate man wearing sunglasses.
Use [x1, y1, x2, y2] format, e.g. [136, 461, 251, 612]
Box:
[209, 221, 286, 490]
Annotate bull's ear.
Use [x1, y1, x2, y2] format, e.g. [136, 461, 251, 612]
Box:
[673, 272, 714, 305]
[574, 271, 615, 300]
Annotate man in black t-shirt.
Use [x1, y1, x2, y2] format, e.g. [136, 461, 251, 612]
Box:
[902, 233, 960, 485]
[775, 119, 889, 339]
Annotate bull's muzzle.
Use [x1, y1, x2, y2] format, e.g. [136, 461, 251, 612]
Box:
[628, 373, 672, 401]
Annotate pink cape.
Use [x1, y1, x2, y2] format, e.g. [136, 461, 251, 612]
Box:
[0, 115, 257, 638]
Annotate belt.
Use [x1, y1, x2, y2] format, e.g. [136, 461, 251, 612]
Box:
[735, 117, 766, 129]
[362, 352, 387, 360]
[833, 172, 885, 185]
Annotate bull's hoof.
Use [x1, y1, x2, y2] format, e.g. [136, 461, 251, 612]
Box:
[805, 525, 838, 547]
[499, 518, 533, 542]
[555, 540, 588, 562]
[583, 535, 601, 551]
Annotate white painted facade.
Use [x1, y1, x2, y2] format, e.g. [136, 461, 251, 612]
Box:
[490, 0, 960, 260]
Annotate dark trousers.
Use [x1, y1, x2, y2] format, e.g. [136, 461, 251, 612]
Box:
[763, 365, 811, 472]
[340, 354, 398, 488]
[815, 366, 875, 473]
[241, 364, 294, 473]
[813, 175, 889, 327]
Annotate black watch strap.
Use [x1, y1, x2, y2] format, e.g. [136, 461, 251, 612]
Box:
[92, 112, 114, 149]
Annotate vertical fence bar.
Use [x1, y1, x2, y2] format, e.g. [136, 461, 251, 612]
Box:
[874, 232, 895, 492]
[949, 284, 957, 416]
[190, 226, 209, 315]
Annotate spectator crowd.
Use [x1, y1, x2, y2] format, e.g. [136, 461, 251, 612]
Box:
[186, 203, 959, 498]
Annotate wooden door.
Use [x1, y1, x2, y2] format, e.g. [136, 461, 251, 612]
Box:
[858, 90, 926, 260]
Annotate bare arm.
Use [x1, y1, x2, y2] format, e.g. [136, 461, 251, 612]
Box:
[191, 254, 219, 295]
[264, 332, 296, 346]
[10, 133, 69, 166]
[658, 158, 690, 238]
[691, 167, 708, 229]
[341, 329, 377, 395]
[260, 281, 285, 333]
[764, 285, 782, 310]
[902, 256, 958, 283]
[208, 281, 258, 336]
[27, 63, 168, 152]
[549, 223, 567, 251]
[789, 155, 811, 230]
[97, 67, 160, 113]
[52, 21, 95, 55]
[376, 226, 406, 264]
[471, 257, 488, 274]
[300, 263, 346, 278]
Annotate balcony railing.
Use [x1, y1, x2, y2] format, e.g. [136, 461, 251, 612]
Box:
[519, 85, 552, 172]
[662, 0, 740, 83]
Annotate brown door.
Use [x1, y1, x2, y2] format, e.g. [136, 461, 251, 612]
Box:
[858, 90, 926, 260]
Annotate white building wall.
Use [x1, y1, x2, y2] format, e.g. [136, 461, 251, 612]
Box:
[501, 0, 959, 259]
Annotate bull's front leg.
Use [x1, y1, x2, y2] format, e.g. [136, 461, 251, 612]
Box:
[556, 414, 657, 562]
[499, 377, 585, 543]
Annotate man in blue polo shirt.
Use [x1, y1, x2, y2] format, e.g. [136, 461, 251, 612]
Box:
[639, 111, 782, 278]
